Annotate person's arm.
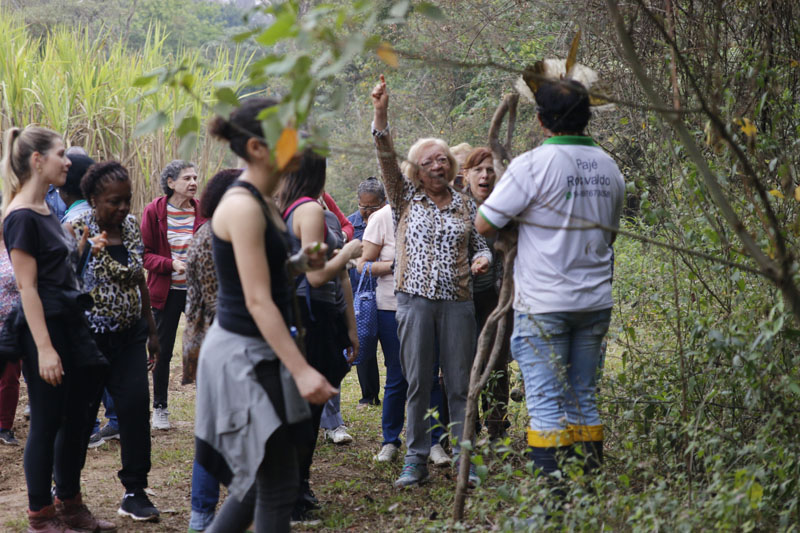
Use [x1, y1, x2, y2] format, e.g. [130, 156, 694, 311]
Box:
[356, 240, 392, 277]
[294, 202, 362, 288]
[371, 74, 409, 210]
[138, 277, 160, 370]
[141, 202, 174, 274]
[10, 250, 63, 386]
[217, 193, 336, 404]
[340, 270, 359, 364]
[475, 211, 498, 238]
[323, 193, 354, 242]
[468, 201, 492, 275]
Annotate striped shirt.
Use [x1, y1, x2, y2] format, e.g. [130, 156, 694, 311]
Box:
[167, 202, 195, 289]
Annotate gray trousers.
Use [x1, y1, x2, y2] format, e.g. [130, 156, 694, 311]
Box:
[395, 292, 476, 465]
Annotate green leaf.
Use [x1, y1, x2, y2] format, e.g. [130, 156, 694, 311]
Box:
[390, 0, 411, 18]
[132, 74, 157, 88]
[177, 132, 198, 161]
[215, 88, 240, 107]
[176, 115, 200, 138]
[415, 2, 445, 20]
[133, 111, 167, 138]
[748, 481, 763, 508]
[255, 11, 298, 47]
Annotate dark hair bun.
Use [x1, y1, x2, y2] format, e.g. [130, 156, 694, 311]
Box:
[208, 116, 235, 142]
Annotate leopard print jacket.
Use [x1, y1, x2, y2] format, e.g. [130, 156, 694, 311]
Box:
[73, 212, 145, 333]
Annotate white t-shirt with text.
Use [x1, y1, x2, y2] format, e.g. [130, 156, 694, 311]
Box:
[479, 137, 625, 314]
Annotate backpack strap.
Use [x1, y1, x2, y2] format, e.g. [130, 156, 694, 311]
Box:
[282, 196, 328, 239]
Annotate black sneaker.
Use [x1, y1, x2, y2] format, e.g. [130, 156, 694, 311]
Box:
[290, 505, 321, 527]
[118, 490, 160, 522]
[299, 480, 320, 511]
[98, 423, 120, 440]
[0, 429, 19, 446]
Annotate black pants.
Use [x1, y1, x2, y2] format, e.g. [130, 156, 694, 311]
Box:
[356, 349, 380, 405]
[22, 320, 104, 510]
[90, 319, 152, 492]
[152, 289, 186, 409]
[295, 300, 349, 498]
[474, 287, 511, 438]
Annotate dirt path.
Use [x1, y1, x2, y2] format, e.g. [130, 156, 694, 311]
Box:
[0, 348, 532, 532]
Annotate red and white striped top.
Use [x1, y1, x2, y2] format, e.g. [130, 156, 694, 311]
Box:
[167, 202, 195, 289]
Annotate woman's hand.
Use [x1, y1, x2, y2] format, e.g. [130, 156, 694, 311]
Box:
[343, 239, 363, 261]
[294, 365, 338, 405]
[147, 330, 160, 372]
[371, 74, 389, 129]
[303, 242, 328, 271]
[38, 345, 64, 386]
[172, 259, 187, 275]
[345, 327, 359, 364]
[471, 256, 490, 275]
[68, 224, 107, 257]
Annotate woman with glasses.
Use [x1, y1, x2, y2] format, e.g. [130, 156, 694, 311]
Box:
[370, 75, 491, 488]
[346, 177, 386, 409]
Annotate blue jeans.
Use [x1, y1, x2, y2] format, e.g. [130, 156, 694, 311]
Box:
[189, 459, 220, 530]
[320, 393, 344, 431]
[511, 309, 611, 447]
[380, 310, 445, 448]
[92, 389, 118, 434]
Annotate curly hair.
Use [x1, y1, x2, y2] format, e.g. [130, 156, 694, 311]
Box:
[160, 160, 195, 197]
[357, 176, 385, 202]
[80, 161, 130, 200]
[200, 168, 243, 219]
[401, 138, 457, 188]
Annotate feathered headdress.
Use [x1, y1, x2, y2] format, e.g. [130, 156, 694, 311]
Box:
[515, 31, 613, 109]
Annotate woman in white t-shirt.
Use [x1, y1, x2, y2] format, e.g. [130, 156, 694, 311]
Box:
[476, 79, 625, 484]
[357, 204, 450, 466]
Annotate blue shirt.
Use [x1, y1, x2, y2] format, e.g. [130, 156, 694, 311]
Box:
[347, 210, 369, 290]
[46, 185, 67, 221]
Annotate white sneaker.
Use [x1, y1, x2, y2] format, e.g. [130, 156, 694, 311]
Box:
[325, 425, 353, 445]
[151, 407, 170, 430]
[374, 443, 398, 462]
[429, 443, 451, 467]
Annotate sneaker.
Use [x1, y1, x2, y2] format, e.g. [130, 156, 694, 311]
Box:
[0, 428, 19, 446]
[429, 443, 451, 467]
[299, 480, 320, 511]
[151, 407, 170, 430]
[88, 423, 121, 449]
[290, 505, 321, 527]
[118, 490, 160, 522]
[97, 423, 121, 441]
[24, 404, 30, 419]
[374, 443, 398, 462]
[394, 462, 429, 488]
[324, 425, 353, 445]
[87, 432, 105, 449]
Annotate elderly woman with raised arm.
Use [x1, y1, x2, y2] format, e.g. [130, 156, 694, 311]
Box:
[370, 74, 491, 488]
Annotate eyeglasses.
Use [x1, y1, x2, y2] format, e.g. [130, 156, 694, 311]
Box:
[359, 203, 384, 213]
[420, 156, 450, 169]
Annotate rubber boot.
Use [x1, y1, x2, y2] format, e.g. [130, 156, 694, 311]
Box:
[27, 505, 79, 533]
[55, 493, 117, 532]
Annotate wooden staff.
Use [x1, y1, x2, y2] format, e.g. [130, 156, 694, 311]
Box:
[453, 94, 519, 521]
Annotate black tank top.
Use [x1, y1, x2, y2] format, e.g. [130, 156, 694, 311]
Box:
[213, 181, 293, 337]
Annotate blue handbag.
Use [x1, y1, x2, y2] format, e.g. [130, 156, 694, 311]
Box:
[352, 262, 378, 365]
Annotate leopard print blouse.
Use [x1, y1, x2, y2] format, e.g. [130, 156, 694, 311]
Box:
[74, 212, 145, 333]
[182, 221, 216, 384]
[374, 133, 491, 301]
